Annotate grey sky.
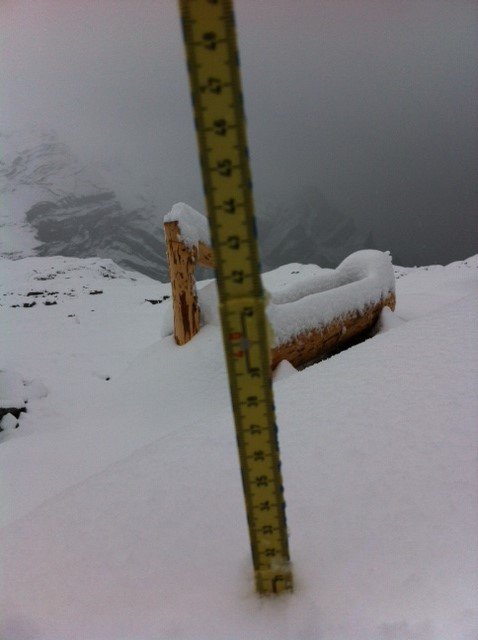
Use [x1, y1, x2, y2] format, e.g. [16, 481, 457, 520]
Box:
[2, 0, 477, 265]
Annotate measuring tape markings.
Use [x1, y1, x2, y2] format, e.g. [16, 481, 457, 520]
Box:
[179, 0, 292, 594]
[183, 3, 259, 299]
[221, 299, 288, 575]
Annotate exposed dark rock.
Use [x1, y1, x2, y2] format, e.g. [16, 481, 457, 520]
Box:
[0, 406, 26, 421]
[145, 295, 170, 304]
[27, 290, 59, 297]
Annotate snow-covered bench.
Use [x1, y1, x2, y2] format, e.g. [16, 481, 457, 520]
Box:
[164, 203, 395, 368]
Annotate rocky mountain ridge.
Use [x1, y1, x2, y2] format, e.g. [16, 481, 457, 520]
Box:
[1, 128, 373, 280]
[1, 128, 168, 280]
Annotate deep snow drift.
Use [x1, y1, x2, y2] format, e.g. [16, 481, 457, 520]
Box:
[1, 254, 477, 640]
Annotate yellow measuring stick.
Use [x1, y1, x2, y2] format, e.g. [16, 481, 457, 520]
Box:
[178, 0, 292, 594]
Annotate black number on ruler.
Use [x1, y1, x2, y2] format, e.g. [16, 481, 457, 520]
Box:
[231, 270, 244, 283]
[259, 501, 271, 511]
[223, 198, 236, 213]
[227, 236, 240, 249]
[217, 159, 232, 176]
[262, 525, 274, 535]
[253, 450, 265, 461]
[255, 475, 269, 487]
[249, 367, 261, 378]
[201, 77, 223, 94]
[244, 307, 254, 317]
[265, 548, 277, 557]
[246, 396, 258, 407]
[213, 119, 227, 136]
[249, 424, 262, 435]
[202, 32, 218, 50]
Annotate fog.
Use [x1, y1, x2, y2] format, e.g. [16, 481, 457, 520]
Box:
[2, 0, 477, 266]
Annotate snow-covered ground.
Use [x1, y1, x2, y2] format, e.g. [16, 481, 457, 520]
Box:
[1, 254, 477, 640]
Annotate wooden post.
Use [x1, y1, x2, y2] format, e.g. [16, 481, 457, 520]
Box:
[164, 221, 200, 345]
[197, 241, 215, 269]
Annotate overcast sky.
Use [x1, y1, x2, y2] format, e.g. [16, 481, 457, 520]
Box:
[2, 0, 477, 265]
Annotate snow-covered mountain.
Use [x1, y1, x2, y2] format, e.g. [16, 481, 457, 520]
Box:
[0, 128, 168, 280]
[1, 129, 373, 281]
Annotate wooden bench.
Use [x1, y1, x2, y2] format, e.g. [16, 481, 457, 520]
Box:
[164, 220, 395, 368]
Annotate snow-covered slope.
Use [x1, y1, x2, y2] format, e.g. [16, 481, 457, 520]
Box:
[1, 255, 477, 640]
[0, 128, 168, 279]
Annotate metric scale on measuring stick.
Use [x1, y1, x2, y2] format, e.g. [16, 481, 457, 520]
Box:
[178, 0, 293, 594]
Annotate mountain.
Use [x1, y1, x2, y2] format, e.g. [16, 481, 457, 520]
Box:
[0, 128, 168, 280]
[1, 128, 374, 280]
[257, 187, 375, 271]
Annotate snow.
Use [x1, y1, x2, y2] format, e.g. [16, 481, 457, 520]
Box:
[0, 186, 45, 258]
[0, 370, 27, 409]
[0, 253, 477, 640]
[164, 202, 211, 248]
[0, 413, 18, 432]
[272, 359, 298, 381]
[266, 249, 395, 344]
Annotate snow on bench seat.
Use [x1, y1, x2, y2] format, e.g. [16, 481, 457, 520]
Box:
[267, 250, 395, 346]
